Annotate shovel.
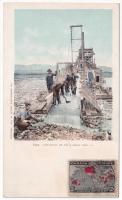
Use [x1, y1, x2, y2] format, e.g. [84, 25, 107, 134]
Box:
[62, 95, 71, 103]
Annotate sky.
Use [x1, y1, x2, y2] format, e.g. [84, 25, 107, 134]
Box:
[15, 9, 112, 67]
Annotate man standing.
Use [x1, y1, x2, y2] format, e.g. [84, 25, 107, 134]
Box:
[87, 67, 95, 87]
[65, 74, 71, 93]
[71, 73, 78, 95]
[52, 83, 62, 105]
[46, 68, 56, 92]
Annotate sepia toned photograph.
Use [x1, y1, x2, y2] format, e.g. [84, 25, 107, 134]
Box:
[14, 9, 113, 141]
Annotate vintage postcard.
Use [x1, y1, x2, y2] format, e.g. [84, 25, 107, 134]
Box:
[69, 160, 118, 197]
[3, 2, 119, 197]
[14, 7, 114, 141]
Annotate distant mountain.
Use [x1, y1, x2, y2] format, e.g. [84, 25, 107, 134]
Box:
[98, 66, 112, 78]
[15, 64, 56, 74]
[98, 66, 112, 72]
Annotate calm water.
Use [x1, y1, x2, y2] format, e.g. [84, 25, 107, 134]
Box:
[15, 73, 46, 81]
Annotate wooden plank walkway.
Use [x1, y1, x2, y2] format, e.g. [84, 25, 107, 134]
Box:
[45, 76, 82, 129]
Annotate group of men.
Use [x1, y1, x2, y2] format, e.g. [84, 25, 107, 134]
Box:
[14, 68, 78, 134]
[14, 66, 94, 135]
[46, 68, 78, 105]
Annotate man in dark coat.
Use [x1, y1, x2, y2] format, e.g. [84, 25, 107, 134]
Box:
[46, 68, 56, 92]
[65, 74, 71, 93]
[70, 73, 78, 95]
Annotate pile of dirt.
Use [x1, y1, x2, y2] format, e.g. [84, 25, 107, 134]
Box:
[14, 123, 106, 141]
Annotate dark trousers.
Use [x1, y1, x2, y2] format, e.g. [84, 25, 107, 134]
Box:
[81, 99, 84, 111]
[53, 95, 60, 104]
[47, 84, 53, 92]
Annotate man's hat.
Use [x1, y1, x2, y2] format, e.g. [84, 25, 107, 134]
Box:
[47, 68, 52, 73]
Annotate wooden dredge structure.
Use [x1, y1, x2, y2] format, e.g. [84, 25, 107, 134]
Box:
[32, 25, 112, 128]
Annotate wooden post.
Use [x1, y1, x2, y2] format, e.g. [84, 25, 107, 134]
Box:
[82, 31, 84, 62]
[70, 26, 73, 63]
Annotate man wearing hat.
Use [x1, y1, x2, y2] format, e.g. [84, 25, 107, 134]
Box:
[15, 102, 39, 131]
[87, 66, 95, 87]
[46, 68, 56, 92]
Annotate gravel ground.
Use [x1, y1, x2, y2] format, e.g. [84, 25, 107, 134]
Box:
[14, 123, 107, 141]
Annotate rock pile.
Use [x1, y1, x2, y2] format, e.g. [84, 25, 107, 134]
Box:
[14, 123, 106, 141]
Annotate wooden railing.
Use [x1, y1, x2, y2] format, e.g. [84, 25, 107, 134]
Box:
[81, 83, 101, 112]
